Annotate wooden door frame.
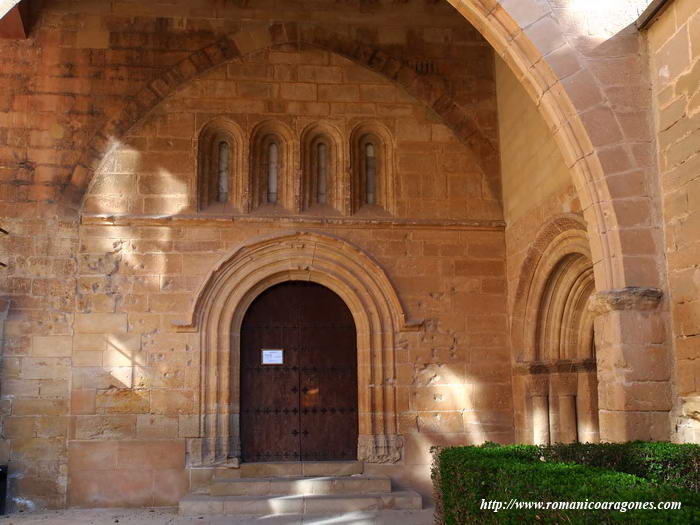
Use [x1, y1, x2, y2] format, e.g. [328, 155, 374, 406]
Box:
[175, 231, 421, 466]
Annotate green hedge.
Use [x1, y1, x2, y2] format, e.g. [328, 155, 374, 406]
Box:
[541, 441, 700, 492]
[432, 443, 700, 524]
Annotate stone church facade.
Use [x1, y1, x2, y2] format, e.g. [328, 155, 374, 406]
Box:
[0, 0, 698, 511]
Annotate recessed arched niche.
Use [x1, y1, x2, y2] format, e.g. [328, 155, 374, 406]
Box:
[512, 216, 600, 446]
[349, 121, 395, 216]
[300, 122, 345, 214]
[248, 120, 295, 212]
[197, 118, 244, 213]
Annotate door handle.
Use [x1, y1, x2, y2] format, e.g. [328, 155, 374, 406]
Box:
[291, 429, 299, 436]
[301, 386, 310, 394]
[291, 386, 299, 393]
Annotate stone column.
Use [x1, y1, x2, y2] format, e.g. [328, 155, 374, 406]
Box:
[558, 394, 578, 443]
[531, 394, 551, 445]
[576, 371, 600, 443]
[589, 287, 669, 441]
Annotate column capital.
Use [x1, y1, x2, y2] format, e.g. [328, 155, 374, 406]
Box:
[588, 286, 663, 315]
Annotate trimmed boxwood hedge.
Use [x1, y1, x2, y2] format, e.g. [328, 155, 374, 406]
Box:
[541, 441, 700, 492]
[432, 442, 700, 524]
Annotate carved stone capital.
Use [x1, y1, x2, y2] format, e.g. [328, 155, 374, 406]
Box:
[358, 434, 403, 464]
[588, 287, 663, 315]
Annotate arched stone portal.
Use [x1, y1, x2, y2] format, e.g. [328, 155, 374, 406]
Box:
[175, 231, 420, 467]
[511, 215, 599, 445]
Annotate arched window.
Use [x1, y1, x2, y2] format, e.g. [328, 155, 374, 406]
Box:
[317, 142, 328, 204]
[364, 142, 376, 205]
[217, 141, 230, 203]
[266, 141, 279, 204]
[350, 123, 394, 215]
[249, 122, 291, 211]
[300, 124, 341, 213]
[197, 119, 242, 212]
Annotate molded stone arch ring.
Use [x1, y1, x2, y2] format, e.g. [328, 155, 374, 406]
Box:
[175, 230, 421, 466]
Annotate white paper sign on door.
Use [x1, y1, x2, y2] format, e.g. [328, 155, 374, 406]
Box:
[261, 349, 284, 365]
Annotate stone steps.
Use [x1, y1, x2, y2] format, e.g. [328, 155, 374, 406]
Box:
[179, 491, 423, 516]
[180, 461, 422, 516]
[209, 474, 392, 496]
[239, 460, 363, 478]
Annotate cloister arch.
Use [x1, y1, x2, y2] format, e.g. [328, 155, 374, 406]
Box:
[174, 230, 421, 466]
[444, 0, 655, 292]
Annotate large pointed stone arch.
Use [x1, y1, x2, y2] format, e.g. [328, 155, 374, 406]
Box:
[445, 0, 658, 292]
[175, 230, 420, 466]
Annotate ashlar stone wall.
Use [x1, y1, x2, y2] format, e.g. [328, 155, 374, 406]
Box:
[0, 0, 508, 508]
[0, 0, 510, 506]
[72, 44, 510, 506]
[648, 0, 700, 444]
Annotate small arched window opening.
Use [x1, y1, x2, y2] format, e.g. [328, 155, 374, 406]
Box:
[197, 120, 241, 212]
[317, 142, 328, 205]
[350, 124, 394, 215]
[301, 128, 340, 213]
[266, 141, 279, 204]
[364, 142, 376, 205]
[217, 141, 230, 203]
[250, 125, 288, 211]
[357, 135, 380, 208]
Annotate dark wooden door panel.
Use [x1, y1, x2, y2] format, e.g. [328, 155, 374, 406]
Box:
[240, 326, 301, 462]
[238, 281, 358, 463]
[300, 324, 357, 461]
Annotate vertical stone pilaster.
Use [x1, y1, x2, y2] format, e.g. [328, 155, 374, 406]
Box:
[590, 287, 669, 441]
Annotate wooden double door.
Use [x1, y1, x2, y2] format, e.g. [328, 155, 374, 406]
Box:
[239, 281, 358, 462]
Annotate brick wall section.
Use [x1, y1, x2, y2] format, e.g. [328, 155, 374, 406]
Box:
[0, 0, 497, 210]
[495, 53, 584, 444]
[648, 0, 700, 443]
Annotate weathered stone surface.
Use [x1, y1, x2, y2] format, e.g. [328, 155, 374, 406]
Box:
[588, 287, 664, 314]
[648, 0, 700, 444]
[0, 0, 696, 514]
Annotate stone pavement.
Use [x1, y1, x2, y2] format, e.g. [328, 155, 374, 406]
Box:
[0, 507, 434, 525]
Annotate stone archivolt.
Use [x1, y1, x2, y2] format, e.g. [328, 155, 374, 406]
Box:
[174, 230, 421, 466]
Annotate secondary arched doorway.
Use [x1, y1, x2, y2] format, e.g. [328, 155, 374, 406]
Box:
[239, 281, 359, 462]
